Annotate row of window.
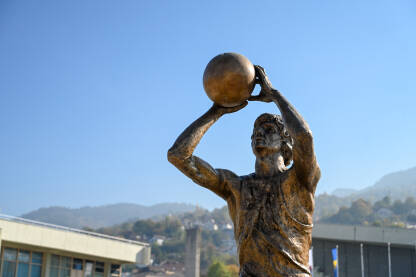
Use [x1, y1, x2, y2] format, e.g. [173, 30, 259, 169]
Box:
[49, 255, 106, 277]
[0, 249, 120, 277]
[0, 248, 43, 277]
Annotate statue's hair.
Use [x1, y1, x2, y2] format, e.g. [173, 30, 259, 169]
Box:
[253, 113, 293, 166]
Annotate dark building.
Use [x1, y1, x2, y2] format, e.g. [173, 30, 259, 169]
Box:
[312, 224, 416, 277]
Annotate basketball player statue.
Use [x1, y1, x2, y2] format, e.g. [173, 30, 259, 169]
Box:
[168, 55, 320, 277]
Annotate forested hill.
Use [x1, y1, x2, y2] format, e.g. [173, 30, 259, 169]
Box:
[21, 203, 197, 229]
[20, 167, 416, 229]
[319, 196, 416, 227]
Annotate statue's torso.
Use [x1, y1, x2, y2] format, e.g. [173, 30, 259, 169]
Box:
[225, 168, 314, 277]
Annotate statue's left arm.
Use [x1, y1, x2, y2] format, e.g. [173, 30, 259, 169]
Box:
[252, 66, 321, 192]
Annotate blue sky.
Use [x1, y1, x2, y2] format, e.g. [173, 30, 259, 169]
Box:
[1, 0, 415, 215]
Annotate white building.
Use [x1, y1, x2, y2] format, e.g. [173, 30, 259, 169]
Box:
[0, 215, 151, 277]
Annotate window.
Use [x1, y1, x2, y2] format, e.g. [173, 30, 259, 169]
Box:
[30, 252, 42, 277]
[110, 265, 121, 277]
[83, 261, 93, 277]
[0, 248, 43, 277]
[17, 251, 30, 277]
[93, 263, 104, 277]
[49, 255, 72, 277]
[60, 257, 71, 277]
[50, 255, 59, 277]
[72, 259, 82, 271]
[2, 248, 17, 277]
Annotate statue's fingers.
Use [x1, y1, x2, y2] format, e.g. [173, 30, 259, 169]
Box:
[248, 95, 262, 101]
[227, 101, 248, 112]
[254, 66, 267, 81]
[254, 65, 266, 74]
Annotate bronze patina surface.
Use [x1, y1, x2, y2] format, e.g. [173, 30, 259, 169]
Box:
[203, 53, 255, 107]
[168, 63, 320, 277]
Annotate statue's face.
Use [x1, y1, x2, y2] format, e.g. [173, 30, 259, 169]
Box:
[251, 122, 282, 157]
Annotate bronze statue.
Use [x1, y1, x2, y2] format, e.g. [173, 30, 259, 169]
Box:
[168, 59, 320, 277]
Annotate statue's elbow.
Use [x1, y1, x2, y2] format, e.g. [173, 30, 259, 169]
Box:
[298, 129, 313, 145]
[167, 148, 177, 164]
[305, 130, 314, 142]
[167, 147, 183, 167]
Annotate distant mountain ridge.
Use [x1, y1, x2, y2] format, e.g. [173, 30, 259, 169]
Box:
[331, 188, 358, 197]
[354, 166, 416, 201]
[315, 166, 416, 220]
[21, 203, 197, 229]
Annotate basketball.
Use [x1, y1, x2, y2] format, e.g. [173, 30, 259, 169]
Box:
[203, 53, 255, 107]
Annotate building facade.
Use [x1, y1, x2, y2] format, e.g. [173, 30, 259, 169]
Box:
[312, 223, 416, 277]
[0, 215, 151, 277]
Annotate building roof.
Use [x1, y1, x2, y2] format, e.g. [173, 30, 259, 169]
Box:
[313, 223, 416, 247]
[0, 214, 150, 264]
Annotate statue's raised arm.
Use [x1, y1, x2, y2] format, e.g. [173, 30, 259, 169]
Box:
[167, 103, 247, 199]
[250, 66, 321, 192]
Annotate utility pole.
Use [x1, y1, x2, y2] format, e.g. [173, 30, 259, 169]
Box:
[360, 243, 364, 277]
[387, 242, 392, 277]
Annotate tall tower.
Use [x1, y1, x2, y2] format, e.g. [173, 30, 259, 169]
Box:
[185, 227, 201, 277]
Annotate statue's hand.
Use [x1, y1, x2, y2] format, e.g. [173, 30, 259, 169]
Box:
[211, 101, 248, 116]
[249, 65, 276, 103]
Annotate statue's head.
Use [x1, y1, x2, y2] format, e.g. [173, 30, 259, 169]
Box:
[251, 113, 293, 166]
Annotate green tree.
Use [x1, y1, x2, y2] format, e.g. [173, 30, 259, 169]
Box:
[322, 199, 373, 225]
[133, 219, 156, 238]
[163, 217, 183, 239]
[407, 214, 416, 223]
[207, 261, 232, 277]
[200, 243, 216, 269]
[226, 264, 239, 277]
[373, 196, 391, 210]
[350, 199, 372, 219]
[211, 206, 231, 224]
[151, 244, 165, 264]
[392, 199, 407, 215]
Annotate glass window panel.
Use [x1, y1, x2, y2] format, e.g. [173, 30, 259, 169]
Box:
[61, 257, 71, 269]
[93, 273, 103, 277]
[94, 262, 104, 273]
[51, 255, 60, 267]
[84, 262, 93, 277]
[30, 265, 42, 277]
[50, 267, 59, 277]
[60, 268, 70, 277]
[110, 264, 120, 274]
[17, 262, 29, 277]
[31, 253, 42, 265]
[18, 251, 30, 263]
[4, 249, 17, 261]
[2, 261, 16, 277]
[73, 259, 83, 270]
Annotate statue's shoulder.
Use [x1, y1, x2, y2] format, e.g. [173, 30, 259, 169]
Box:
[215, 168, 241, 187]
[215, 168, 239, 180]
[239, 173, 257, 184]
[238, 172, 253, 178]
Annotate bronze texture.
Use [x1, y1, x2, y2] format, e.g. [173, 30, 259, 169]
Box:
[203, 53, 255, 107]
[168, 62, 320, 277]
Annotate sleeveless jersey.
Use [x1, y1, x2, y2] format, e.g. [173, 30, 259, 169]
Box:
[226, 171, 313, 277]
